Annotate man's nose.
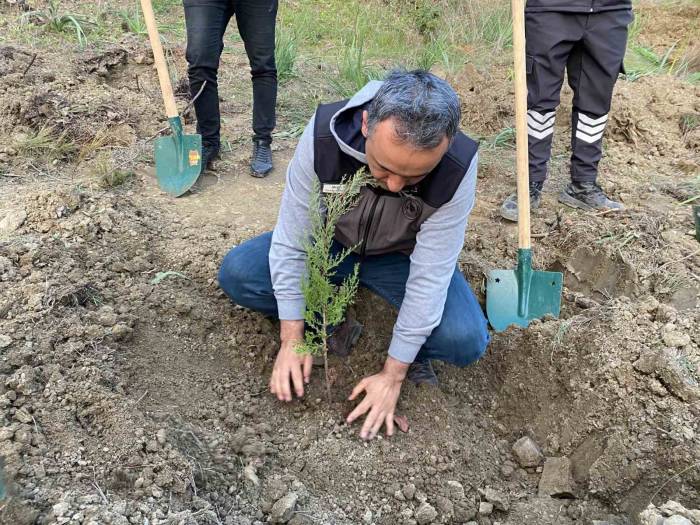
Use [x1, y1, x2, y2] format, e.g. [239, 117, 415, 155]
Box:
[386, 176, 405, 193]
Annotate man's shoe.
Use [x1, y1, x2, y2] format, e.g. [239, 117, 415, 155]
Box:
[201, 143, 220, 173]
[327, 318, 363, 358]
[500, 181, 544, 222]
[558, 181, 625, 212]
[251, 140, 273, 177]
[407, 359, 438, 386]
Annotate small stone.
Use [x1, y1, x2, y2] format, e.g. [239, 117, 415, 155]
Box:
[538, 457, 575, 498]
[145, 440, 159, 452]
[660, 501, 687, 517]
[362, 509, 372, 524]
[446, 480, 465, 501]
[14, 408, 33, 424]
[662, 326, 691, 348]
[402, 483, 416, 500]
[270, 492, 298, 524]
[14, 428, 32, 444]
[414, 502, 438, 525]
[111, 324, 133, 341]
[53, 502, 71, 518]
[394, 489, 406, 501]
[512, 436, 543, 467]
[0, 428, 14, 441]
[481, 488, 509, 511]
[500, 464, 514, 478]
[664, 517, 692, 525]
[244, 465, 260, 487]
[436, 495, 453, 517]
[0, 335, 11, 348]
[479, 502, 494, 516]
[0, 209, 27, 234]
[156, 429, 167, 445]
[454, 501, 476, 522]
[151, 486, 163, 498]
[638, 295, 660, 313]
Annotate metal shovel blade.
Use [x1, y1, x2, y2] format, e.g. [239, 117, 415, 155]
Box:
[486, 248, 563, 332]
[155, 117, 202, 197]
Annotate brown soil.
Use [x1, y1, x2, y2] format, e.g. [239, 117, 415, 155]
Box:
[1, 2, 699, 525]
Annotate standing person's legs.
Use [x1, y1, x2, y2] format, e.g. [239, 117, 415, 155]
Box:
[233, 0, 278, 145]
[502, 12, 581, 221]
[184, 0, 233, 155]
[524, 12, 583, 183]
[567, 9, 633, 184]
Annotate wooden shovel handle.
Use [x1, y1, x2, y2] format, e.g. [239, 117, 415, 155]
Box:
[140, 0, 179, 119]
[512, 0, 531, 249]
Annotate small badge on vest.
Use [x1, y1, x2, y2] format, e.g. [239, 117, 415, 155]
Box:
[322, 183, 347, 194]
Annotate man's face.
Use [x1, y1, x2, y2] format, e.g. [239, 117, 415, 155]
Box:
[362, 111, 450, 193]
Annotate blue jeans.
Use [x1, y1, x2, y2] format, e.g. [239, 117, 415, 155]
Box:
[218, 232, 490, 366]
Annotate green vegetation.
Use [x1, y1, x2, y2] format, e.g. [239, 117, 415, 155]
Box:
[275, 27, 298, 83]
[21, 0, 92, 48]
[298, 168, 371, 398]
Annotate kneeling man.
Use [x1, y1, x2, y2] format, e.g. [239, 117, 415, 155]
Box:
[219, 70, 489, 440]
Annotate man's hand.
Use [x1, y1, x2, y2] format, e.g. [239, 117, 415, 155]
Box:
[346, 356, 409, 440]
[270, 320, 312, 402]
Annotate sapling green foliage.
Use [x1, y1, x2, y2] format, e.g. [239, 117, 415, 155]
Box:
[298, 168, 372, 398]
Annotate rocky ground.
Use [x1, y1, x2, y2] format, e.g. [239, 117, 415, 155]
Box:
[0, 0, 699, 524]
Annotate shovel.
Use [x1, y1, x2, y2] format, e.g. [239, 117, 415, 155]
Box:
[486, 0, 563, 332]
[140, 0, 201, 197]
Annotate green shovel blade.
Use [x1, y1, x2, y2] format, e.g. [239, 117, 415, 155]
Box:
[155, 117, 202, 197]
[486, 248, 563, 332]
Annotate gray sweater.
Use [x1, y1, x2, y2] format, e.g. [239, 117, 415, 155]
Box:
[269, 81, 478, 364]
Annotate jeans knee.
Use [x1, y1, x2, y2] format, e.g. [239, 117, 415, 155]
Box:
[450, 327, 489, 368]
[218, 248, 249, 305]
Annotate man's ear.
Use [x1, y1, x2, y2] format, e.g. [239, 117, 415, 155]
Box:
[361, 110, 369, 138]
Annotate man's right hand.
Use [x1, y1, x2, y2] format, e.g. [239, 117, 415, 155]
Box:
[269, 320, 312, 402]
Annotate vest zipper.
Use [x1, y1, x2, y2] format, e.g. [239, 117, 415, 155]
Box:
[360, 191, 381, 259]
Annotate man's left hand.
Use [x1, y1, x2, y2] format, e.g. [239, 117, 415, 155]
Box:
[346, 356, 409, 440]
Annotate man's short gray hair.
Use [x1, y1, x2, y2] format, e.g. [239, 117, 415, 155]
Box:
[366, 69, 461, 149]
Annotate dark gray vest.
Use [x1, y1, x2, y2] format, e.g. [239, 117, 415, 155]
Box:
[313, 100, 478, 256]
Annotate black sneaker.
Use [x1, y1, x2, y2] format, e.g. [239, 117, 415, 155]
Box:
[500, 181, 545, 222]
[327, 318, 363, 358]
[201, 143, 220, 173]
[407, 359, 438, 386]
[251, 140, 273, 177]
[558, 181, 625, 212]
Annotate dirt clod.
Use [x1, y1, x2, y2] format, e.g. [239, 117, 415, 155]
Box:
[270, 492, 298, 524]
[414, 501, 438, 524]
[538, 457, 576, 498]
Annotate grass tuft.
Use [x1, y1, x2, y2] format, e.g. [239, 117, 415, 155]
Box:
[21, 0, 92, 48]
[275, 27, 298, 84]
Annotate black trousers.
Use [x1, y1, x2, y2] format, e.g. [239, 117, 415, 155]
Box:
[525, 9, 633, 183]
[184, 0, 278, 148]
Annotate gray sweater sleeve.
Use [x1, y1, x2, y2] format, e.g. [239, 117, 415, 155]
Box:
[269, 115, 317, 320]
[387, 154, 478, 364]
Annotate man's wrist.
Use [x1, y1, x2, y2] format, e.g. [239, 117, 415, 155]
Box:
[383, 356, 409, 382]
[280, 319, 304, 343]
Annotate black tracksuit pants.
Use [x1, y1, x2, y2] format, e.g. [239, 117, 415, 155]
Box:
[184, 0, 278, 149]
[525, 9, 633, 183]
